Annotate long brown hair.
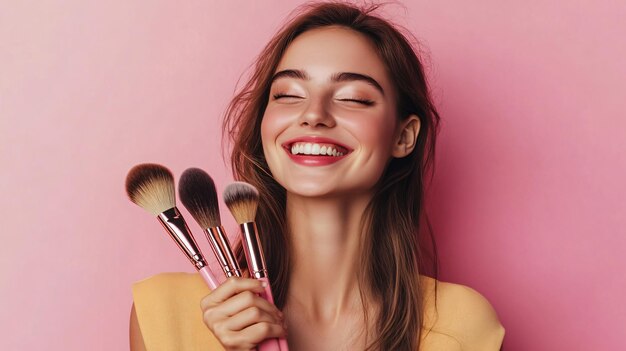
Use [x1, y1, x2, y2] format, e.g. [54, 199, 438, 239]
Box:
[222, 2, 441, 349]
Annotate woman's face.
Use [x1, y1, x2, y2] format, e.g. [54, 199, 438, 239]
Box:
[261, 26, 401, 198]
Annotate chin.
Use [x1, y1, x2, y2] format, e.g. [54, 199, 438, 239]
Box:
[283, 181, 377, 200]
[283, 182, 335, 198]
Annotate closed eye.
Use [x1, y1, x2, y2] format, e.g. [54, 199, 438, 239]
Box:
[272, 94, 374, 106]
[272, 93, 303, 100]
[338, 98, 375, 106]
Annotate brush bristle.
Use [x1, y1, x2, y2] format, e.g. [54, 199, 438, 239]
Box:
[178, 168, 221, 229]
[223, 182, 259, 224]
[125, 163, 176, 215]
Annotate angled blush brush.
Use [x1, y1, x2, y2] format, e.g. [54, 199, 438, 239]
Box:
[223, 182, 289, 351]
[179, 167, 242, 279]
[125, 163, 219, 290]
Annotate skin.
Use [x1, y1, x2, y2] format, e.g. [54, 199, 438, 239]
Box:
[129, 26, 420, 351]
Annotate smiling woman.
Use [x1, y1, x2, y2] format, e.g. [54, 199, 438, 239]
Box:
[130, 2, 505, 350]
[261, 25, 416, 197]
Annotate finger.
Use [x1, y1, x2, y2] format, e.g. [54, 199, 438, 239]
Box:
[240, 322, 287, 345]
[209, 290, 282, 321]
[217, 330, 256, 351]
[223, 305, 283, 332]
[201, 277, 266, 309]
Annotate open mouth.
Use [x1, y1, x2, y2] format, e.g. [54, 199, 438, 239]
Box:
[285, 141, 350, 156]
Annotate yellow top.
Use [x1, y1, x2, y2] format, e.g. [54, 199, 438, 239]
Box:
[131, 272, 505, 351]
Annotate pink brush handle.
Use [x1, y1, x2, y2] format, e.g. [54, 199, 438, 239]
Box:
[256, 277, 289, 351]
[199, 266, 220, 290]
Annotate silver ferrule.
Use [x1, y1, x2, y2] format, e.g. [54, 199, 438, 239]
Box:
[157, 207, 207, 270]
[240, 222, 268, 279]
[205, 226, 242, 278]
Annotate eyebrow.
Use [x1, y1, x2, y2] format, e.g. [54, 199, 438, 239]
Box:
[270, 69, 385, 96]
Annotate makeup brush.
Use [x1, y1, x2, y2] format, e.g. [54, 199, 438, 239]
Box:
[179, 168, 242, 279]
[125, 163, 219, 290]
[223, 182, 289, 351]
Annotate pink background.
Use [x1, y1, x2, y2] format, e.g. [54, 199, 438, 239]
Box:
[1, 1, 624, 350]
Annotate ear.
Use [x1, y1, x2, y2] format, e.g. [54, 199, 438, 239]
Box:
[392, 114, 420, 158]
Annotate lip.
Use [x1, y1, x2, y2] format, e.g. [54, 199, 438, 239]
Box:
[281, 136, 353, 152]
[281, 136, 353, 167]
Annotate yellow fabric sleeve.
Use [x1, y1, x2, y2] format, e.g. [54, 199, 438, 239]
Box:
[132, 272, 225, 351]
[419, 276, 505, 351]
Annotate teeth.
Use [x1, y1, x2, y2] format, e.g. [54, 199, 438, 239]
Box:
[289, 142, 346, 156]
[312, 144, 320, 155]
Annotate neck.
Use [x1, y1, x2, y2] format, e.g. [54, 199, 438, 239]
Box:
[284, 191, 373, 325]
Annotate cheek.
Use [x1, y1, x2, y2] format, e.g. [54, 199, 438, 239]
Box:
[260, 106, 295, 173]
[343, 114, 397, 152]
[260, 105, 293, 145]
[260, 111, 280, 151]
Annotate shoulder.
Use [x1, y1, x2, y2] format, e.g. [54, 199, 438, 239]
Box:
[131, 271, 212, 316]
[131, 272, 223, 350]
[132, 271, 207, 289]
[420, 276, 505, 351]
[132, 271, 210, 300]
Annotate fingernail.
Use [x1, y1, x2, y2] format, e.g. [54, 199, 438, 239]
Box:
[261, 281, 268, 287]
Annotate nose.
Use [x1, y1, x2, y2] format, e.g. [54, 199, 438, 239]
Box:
[298, 97, 336, 128]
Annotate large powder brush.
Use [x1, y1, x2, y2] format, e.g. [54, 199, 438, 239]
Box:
[125, 163, 219, 289]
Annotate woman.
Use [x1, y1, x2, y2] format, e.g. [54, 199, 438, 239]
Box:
[130, 2, 505, 350]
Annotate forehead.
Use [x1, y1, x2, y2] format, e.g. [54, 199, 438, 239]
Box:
[275, 26, 391, 88]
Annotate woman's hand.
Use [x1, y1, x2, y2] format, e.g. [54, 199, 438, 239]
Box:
[201, 277, 287, 351]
